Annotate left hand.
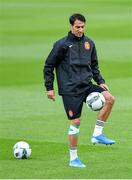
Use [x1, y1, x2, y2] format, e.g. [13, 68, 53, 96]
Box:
[99, 83, 109, 91]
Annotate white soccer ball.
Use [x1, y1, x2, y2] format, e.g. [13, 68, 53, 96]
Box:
[13, 141, 31, 159]
[86, 92, 105, 111]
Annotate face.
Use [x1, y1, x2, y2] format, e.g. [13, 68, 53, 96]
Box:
[71, 19, 85, 37]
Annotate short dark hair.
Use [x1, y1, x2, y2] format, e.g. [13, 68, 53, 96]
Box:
[69, 13, 86, 25]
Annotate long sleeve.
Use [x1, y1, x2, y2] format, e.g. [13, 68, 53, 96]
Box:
[91, 43, 105, 85]
[43, 42, 63, 91]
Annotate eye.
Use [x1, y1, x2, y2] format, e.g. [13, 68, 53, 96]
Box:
[76, 26, 84, 29]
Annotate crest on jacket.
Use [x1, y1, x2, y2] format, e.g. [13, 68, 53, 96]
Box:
[84, 41, 90, 50]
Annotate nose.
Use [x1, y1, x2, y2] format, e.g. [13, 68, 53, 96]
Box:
[78, 27, 84, 32]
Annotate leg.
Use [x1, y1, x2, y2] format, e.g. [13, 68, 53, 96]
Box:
[62, 95, 86, 167]
[69, 118, 80, 149]
[68, 118, 86, 168]
[97, 91, 115, 122]
[91, 91, 116, 145]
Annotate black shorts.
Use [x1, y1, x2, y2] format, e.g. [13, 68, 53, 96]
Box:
[62, 84, 105, 120]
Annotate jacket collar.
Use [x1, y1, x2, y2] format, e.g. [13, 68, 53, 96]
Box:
[68, 31, 84, 41]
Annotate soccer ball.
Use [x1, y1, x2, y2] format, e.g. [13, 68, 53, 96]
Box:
[13, 141, 31, 159]
[86, 92, 105, 111]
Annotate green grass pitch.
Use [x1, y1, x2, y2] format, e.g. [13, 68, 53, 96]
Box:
[0, 0, 132, 178]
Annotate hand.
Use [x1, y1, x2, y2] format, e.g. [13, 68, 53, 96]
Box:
[99, 83, 109, 91]
[47, 90, 55, 101]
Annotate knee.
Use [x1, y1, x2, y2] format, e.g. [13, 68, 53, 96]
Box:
[69, 118, 80, 136]
[71, 118, 80, 126]
[107, 95, 115, 105]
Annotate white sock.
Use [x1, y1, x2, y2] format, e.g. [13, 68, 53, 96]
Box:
[93, 120, 105, 137]
[69, 148, 78, 161]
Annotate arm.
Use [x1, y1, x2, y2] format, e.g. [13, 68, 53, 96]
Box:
[91, 43, 109, 91]
[91, 43, 105, 84]
[43, 41, 63, 100]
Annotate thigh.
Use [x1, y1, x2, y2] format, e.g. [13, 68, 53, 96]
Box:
[62, 94, 85, 120]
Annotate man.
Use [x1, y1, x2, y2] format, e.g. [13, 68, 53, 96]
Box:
[43, 13, 115, 168]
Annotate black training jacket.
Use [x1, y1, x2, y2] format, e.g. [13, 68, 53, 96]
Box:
[44, 31, 105, 95]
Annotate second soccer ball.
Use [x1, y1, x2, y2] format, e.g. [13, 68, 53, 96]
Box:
[13, 141, 31, 159]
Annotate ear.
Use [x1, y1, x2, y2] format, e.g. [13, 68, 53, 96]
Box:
[70, 24, 73, 32]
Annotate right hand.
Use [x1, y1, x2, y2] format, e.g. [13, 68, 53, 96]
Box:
[47, 90, 55, 101]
